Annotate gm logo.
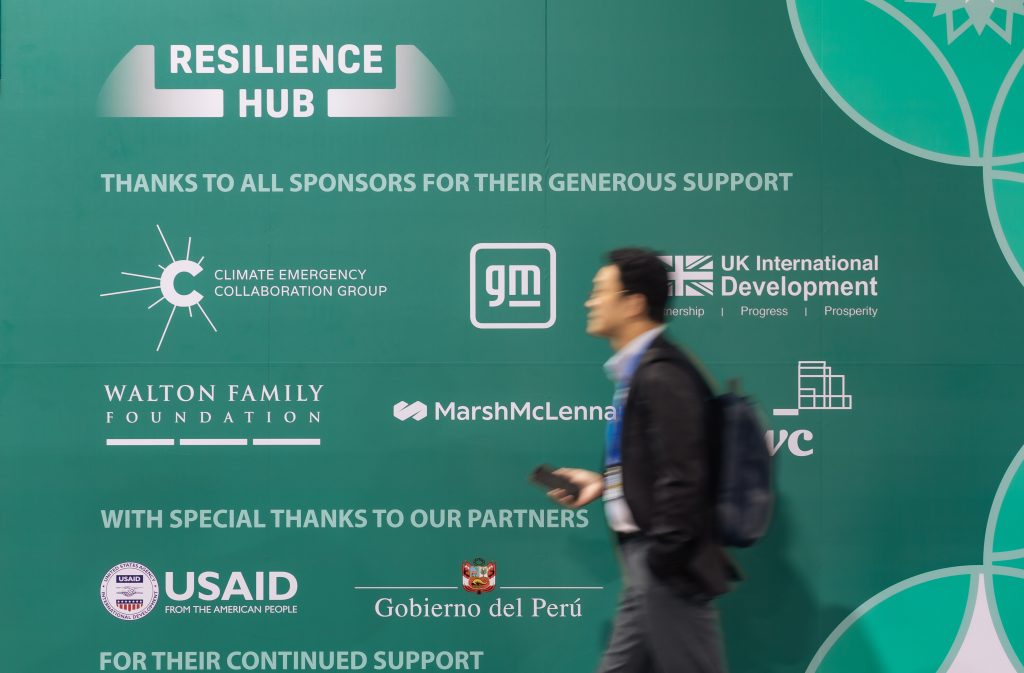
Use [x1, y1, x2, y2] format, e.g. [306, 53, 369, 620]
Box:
[394, 401, 428, 421]
[659, 255, 713, 297]
[470, 243, 556, 329]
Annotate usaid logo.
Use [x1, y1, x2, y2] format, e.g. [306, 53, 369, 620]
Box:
[164, 571, 297, 601]
[101, 565, 299, 620]
[659, 255, 714, 297]
[100, 562, 159, 621]
[470, 243, 556, 329]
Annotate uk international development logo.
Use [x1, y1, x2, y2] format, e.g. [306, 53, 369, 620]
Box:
[659, 255, 714, 297]
[470, 243, 556, 329]
[100, 562, 159, 621]
[101, 225, 217, 351]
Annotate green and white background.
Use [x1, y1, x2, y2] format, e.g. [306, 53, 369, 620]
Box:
[3, 0, 1024, 671]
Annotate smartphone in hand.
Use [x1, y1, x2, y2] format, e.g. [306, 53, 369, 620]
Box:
[529, 464, 581, 501]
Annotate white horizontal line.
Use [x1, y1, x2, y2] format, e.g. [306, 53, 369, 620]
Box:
[772, 409, 799, 416]
[106, 438, 174, 446]
[252, 438, 321, 446]
[500, 586, 604, 590]
[180, 438, 247, 446]
[353, 586, 457, 590]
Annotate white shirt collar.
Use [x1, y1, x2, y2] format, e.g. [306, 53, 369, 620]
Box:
[603, 325, 666, 385]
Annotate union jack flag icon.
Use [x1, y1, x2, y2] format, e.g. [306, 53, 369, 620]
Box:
[659, 255, 714, 297]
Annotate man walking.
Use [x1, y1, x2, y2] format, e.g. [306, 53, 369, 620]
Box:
[551, 248, 735, 673]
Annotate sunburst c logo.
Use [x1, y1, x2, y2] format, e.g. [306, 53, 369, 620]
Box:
[101, 225, 217, 351]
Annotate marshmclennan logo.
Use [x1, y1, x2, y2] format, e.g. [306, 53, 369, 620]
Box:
[393, 400, 615, 422]
[98, 44, 453, 118]
[393, 401, 428, 421]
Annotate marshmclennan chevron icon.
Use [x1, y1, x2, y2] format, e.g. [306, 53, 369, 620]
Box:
[393, 401, 428, 421]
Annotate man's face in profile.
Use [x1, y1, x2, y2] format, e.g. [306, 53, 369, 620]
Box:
[585, 265, 631, 338]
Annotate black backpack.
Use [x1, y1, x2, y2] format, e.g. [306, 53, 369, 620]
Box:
[712, 381, 773, 547]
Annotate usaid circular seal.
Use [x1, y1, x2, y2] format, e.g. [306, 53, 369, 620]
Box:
[100, 562, 159, 620]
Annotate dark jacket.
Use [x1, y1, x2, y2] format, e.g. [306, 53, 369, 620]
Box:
[619, 334, 737, 599]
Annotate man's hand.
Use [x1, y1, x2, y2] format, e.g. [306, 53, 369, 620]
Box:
[548, 468, 604, 508]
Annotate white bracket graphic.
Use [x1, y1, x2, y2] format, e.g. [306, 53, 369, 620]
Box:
[98, 45, 224, 118]
[327, 45, 453, 118]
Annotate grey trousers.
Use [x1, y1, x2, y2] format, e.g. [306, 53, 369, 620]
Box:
[597, 537, 727, 673]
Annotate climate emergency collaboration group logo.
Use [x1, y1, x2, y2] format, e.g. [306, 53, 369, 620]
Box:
[100, 224, 217, 351]
[100, 562, 159, 621]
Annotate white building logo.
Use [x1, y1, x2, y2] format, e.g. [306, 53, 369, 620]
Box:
[773, 361, 852, 417]
[470, 243, 556, 329]
[101, 225, 218, 351]
[659, 255, 714, 297]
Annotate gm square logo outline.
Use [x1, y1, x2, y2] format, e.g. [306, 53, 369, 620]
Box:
[469, 243, 557, 329]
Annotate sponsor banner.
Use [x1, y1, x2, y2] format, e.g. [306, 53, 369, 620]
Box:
[2, 2, 1022, 673]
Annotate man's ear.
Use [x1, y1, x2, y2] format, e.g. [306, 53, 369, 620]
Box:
[624, 292, 648, 321]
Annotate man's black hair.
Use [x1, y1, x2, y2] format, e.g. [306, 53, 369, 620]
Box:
[607, 247, 669, 323]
